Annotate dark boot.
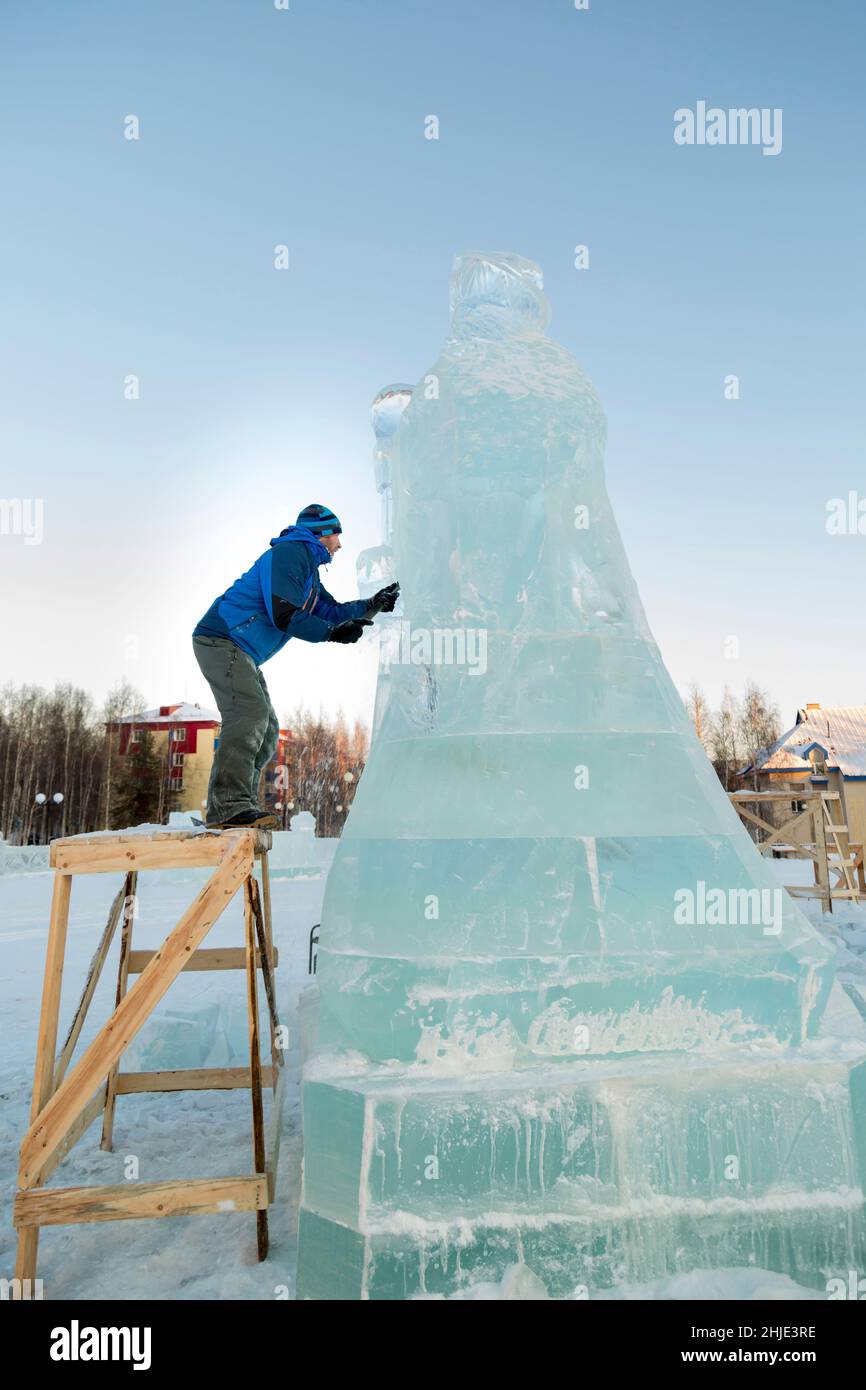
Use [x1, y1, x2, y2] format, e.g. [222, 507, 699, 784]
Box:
[207, 808, 280, 830]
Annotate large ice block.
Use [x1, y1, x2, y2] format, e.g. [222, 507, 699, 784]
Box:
[298, 1045, 866, 1298]
[302, 1053, 866, 1228]
[297, 252, 857, 1299]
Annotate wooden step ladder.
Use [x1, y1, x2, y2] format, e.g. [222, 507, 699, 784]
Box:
[818, 791, 862, 903]
[12, 826, 284, 1296]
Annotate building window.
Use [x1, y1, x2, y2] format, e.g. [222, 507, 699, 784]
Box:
[172, 753, 185, 767]
[171, 727, 186, 742]
[129, 728, 142, 743]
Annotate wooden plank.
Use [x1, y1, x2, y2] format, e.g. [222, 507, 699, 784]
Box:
[245, 886, 269, 1261]
[730, 791, 824, 803]
[128, 946, 278, 974]
[54, 828, 272, 846]
[41, 1087, 107, 1185]
[259, 850, 275, 964]
[735, 804, 815, 854]
[248, 878, 283, 1087]
[248, 881, 280, 1032]
[247, 876, 285, 1199]
[30, 875, 73, 1123]
[18, 835, 254, 1187]
[116, 1067, 274, 1094]
[54, 830, 210, 845]
[15, 871, 73, 1282]
[789, 886, 860, 900]
[814, 802, 832, 914]
[258, 852, 276, 1058]
[101, 872, 137, 1151]
[265, 1066, 286, 1204]
[54, 886, 126, 1089]
[14, 1175, 268, 1227]
[821, 790, 858, 898]
[51, 837, 232, 875]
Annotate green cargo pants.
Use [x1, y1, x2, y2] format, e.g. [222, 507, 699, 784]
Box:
[192, 635, 280, 824]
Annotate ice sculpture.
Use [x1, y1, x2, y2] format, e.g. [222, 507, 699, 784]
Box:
[356, 384, 413, 741]
[296, 252, 866, 1299]
[355, 383, 413, 597]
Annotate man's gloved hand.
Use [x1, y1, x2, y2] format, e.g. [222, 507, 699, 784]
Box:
[328, 618, 373, 644]
[366, 582, 400, 616]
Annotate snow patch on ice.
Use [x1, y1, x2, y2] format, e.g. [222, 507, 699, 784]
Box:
[414, 1017, 520, 1074]
[368, 1186, 864, 1239]
[528, 987, 769, 1056]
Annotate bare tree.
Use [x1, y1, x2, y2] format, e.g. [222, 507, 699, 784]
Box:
[100, 680, 145, 829]
[279, 705, 369, 836]
[738, 682, 781, 791]
[686, 682, 713, 752]
[0, 682, 105, 842]
[709, 687, 741, 791]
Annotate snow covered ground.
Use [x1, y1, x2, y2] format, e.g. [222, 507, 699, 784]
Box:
[1, 854, 865, 1301]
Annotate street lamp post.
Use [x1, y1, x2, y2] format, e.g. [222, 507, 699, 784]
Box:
[34, 792, 64, 845]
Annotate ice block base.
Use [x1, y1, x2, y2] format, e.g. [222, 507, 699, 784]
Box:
[297, 1048, 866, 1299]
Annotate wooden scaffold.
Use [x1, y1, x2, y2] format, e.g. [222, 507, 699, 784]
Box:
[12, 826, 285, 1295]
[730, 788, 866, 912]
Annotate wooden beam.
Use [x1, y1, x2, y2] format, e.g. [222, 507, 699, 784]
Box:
[258, 852, 275, 964]
[116, 1067, 274, 1094]
[245, 886, 268, 1261]
[128, 945, 278, 974]
[735, 804, 815, 854]
[788, 886, 860, 900]
[101, 872, 137, 1151]
[51, 837, 231, 875]
[265, 1067, 286, 1204]
[49, 827, 270, 875]
[248, 880, 283, 1067]
[30, 875, 73, 1123]
[814, 801, 832, 914]
[14, 1175, 268, 1227]
[15, 872, 73, 1282]
[246, 878, 285, 1199]
[54, 886, 126, 1090]
[54, 828, 272, 847]
[41, 1087, 107, 1185]
[730, 790, 824, 803]
[18, 835, 253, 1187]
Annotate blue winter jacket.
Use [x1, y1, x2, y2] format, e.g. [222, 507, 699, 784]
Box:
[193, 526, 369, 665]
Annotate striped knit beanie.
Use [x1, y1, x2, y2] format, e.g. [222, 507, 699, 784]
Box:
[296, 503, 342, 537]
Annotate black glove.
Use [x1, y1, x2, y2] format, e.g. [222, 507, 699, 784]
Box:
[366, 582, 400, 616]
[328, 618, 372, 644]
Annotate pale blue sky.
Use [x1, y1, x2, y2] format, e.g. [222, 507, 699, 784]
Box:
[1, 0, 864, 731]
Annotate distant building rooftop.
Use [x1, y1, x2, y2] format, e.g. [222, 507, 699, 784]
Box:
[746, 704, 866, 779]
[116, 703, 221, 725]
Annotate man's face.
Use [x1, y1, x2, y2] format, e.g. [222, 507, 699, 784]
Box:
[321, 532, 342, 556]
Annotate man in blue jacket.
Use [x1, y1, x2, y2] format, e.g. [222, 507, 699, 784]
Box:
[193, 504, 399, 828]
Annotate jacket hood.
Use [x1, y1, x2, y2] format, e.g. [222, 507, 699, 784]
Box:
[271, 526, 330, 565]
